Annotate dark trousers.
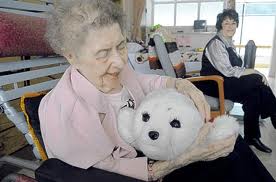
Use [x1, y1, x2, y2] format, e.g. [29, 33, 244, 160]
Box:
[195, 74, 276, 139]
[164, 136, 275, 182]
[35, 136, 275, 182]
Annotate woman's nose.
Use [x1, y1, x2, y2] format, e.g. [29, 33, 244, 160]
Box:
[110, 51, 126, 68]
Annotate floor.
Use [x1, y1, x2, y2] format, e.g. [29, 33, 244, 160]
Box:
[1, 102, 276, 181]
[255, 120, 276, 180]
[231, 103, 276, 180]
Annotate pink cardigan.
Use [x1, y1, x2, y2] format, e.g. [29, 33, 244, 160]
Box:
[38, 65, 168, 181]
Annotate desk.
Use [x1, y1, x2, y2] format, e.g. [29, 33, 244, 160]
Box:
[185, 61, 201, 74]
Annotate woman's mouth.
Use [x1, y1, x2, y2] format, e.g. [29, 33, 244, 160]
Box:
[108, 72, 119, 77]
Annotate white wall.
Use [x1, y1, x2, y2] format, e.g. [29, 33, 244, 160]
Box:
[269, 16, 276, 94]
[269, 16, 276, 78]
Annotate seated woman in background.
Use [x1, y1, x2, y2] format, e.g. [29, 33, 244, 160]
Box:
[198, 9, 276, 153]
[38, 1, 275, 181]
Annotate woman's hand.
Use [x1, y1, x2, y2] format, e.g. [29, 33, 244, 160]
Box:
[242, 69, 268, 86]
[149, 123, 237, 181]
[166, 78, 211, 122]
[254, 70, 269, 86]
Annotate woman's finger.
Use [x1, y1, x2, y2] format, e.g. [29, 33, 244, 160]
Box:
[262, 76, 269, 86]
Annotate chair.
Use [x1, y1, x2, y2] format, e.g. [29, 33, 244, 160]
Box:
[2, 92, 143, 182]
[127, 42, 166, 76]
[0, 56, 68, 163]
[243, 40, 257, 69]
[0, 2, 67, 181]
[0, 2, 142, 181]
[153, 34, 234, 118]
[20, 92, 48, 161]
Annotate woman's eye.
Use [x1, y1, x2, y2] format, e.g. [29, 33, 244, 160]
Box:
[170, 119, 181, 128]
[118, 43, 126, 50]
[96, 50, 109, 59]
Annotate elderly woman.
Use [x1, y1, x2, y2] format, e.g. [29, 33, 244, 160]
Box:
[38, 1, 275, 182]
[198, 9, 276, 153]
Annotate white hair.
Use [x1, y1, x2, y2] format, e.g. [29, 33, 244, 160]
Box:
[45, 0, 125, 55]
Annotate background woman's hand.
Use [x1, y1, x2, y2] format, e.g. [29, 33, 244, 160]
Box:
[174, 78, 211, 122]
[253, 70, 269, 86]
[166, 77, 211, 122]
[242, 69, 269, 86]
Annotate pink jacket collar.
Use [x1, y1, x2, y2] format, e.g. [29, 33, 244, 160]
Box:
[71, 65, 145, 113]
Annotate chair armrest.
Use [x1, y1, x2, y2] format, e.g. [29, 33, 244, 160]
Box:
[186, 75, 225, 115]
[186, 75, 223, 83]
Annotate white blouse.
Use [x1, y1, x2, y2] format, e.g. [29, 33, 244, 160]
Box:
[105, 86, 133, 115]
[205, 32, 245, 78]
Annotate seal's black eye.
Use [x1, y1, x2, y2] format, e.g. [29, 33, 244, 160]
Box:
[142, 112, 150, 122]
[170, 119, 181, 128]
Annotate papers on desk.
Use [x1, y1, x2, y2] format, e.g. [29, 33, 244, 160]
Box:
[182, 51, 203, 62]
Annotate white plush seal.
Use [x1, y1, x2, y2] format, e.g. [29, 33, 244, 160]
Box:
[118, 89, 239, 161]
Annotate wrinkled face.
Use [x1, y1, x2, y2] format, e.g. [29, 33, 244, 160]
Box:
[221, 17, 237, 38]
[132, 89, 204, 160]
[66, 23, 127, 93]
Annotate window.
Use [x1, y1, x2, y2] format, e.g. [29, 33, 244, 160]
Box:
[154, 4, 175, 26]
[152, 0, 224, 26]
[200, 2, 224, 25]
[234, 2, 276, 47]
[245, 3, 276, 16]
[176, 3, 198, 26]
[234, 1, 276, 76]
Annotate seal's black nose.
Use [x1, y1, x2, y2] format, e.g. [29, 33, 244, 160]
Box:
[148, 131, 159, 140]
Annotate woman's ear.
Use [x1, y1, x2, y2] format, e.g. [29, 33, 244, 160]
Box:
[64, 53, 74, 64]
[64, 52, 83, 70]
